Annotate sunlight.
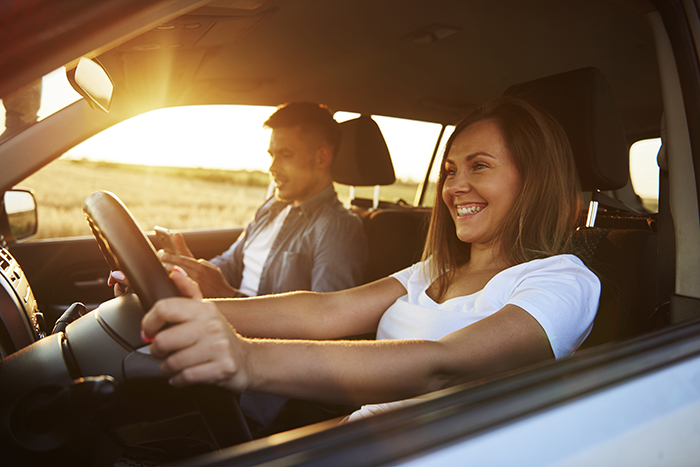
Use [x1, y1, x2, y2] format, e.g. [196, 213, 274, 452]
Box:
[63, 106, 441, 182]
[64, 105, 275, 172]
[629, 138, 661, 200]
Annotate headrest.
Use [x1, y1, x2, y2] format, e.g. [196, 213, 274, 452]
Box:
[504, 67, 628, 191]
[331, 115, 396, 186]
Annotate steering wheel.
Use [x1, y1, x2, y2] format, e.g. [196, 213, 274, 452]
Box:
[82, 191, 252, 450]
[83, 191, 180, 311]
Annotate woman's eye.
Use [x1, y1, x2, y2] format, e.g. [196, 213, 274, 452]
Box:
[473, 162, 488, 170]
[445, 167, 456, 176]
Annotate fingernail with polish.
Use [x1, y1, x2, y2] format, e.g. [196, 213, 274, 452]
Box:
[112, 270, 126, 281]
[173, 265, 188, 277]
[140, 330, 155, 344]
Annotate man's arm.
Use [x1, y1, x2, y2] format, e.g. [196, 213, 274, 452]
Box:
[310, 213, 368, 292]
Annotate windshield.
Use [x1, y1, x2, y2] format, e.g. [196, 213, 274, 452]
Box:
[0, 67, 81, 143]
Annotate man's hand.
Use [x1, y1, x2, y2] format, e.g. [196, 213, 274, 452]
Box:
[159, 251, 245, 299]
[109, 231, 246, 299]
[159, 231, 246, 299]
[170, 231, 195, 257]
[141, 267, 253, 392]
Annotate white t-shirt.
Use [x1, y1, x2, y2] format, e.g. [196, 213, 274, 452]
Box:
[378, 254, 599, 358]
[239, 205, 292, 296]
[346, 254, 600, 422]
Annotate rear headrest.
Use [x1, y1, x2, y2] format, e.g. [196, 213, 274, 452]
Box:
[504, 67, 628, 191]
[332, 115, 396, 186]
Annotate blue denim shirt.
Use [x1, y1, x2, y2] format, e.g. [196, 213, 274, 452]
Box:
[210, 185, 368, 295]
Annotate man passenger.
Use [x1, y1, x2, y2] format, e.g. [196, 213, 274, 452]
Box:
[160, 101, 368, 299]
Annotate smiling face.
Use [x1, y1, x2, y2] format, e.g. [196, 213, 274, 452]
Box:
[441, 119, 523, 250]
[268, 125, 332, 206]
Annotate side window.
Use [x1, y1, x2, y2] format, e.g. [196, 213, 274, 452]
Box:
[19, 106, 447, 240]
[19, 105, 275, 239]
[629, 138, 661, 213]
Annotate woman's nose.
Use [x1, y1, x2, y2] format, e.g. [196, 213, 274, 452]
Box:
[445, 173, 472, 194]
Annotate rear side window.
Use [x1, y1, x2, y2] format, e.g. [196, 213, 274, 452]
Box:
[629, 138, 661, 213]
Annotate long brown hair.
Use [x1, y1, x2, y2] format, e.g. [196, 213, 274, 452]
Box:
[423, 97, 581, 299]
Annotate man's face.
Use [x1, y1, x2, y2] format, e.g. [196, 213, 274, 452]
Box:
[268, 126, 326, 206]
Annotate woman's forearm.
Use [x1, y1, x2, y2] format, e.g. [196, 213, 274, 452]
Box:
[244, 337, 451, 405]
[212, 291, 335, 339]
[144, 274, 554, 407]
[212, 277, 406, 340]
[242, 304, 557, 405]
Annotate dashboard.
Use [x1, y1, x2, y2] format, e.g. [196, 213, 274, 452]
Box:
[0, 245, 43, 357]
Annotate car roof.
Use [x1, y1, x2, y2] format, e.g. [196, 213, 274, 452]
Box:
[1, 0, 661, 143]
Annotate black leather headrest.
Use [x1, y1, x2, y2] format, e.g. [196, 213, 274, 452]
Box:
[504, 67, 628, 191]
[331, 115, 396, 186]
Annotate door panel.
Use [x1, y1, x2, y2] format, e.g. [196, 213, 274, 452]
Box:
[8, 227, 243, 328]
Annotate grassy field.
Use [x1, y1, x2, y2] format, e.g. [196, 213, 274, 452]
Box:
[21, 159, 270, 239]
[20, 159, 422, 239]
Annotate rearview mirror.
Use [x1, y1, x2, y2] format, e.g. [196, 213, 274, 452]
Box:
[68, 57, 114, 113]
[3, 188, 38, 242]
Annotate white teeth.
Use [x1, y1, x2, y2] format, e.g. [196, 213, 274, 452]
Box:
[457, 205, 483, 216]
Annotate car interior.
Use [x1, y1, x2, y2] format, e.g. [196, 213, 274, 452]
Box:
[1, 0, 699, 465]
[340, 65, 662, 350]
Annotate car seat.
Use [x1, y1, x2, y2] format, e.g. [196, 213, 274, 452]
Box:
[332, 115, 431, 284]
[332, 114, 396, 207]
[505, 67, 662, 348]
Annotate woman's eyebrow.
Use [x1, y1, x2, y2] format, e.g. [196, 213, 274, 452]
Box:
[446, 152, 495, 164]
[465, 152, 496, 161]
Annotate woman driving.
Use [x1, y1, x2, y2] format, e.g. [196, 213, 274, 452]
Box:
[140, 97, 600, 421]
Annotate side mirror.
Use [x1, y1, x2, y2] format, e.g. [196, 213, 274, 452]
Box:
[3, 188, 38, 242]
[67, 57, 114, 113]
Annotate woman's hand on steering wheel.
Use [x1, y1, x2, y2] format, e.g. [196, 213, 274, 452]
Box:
[141, 268, 253, 393]
[108, 270, 131, 297]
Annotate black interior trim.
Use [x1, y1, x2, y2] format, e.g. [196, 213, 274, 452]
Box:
[670, 293, 700, 323]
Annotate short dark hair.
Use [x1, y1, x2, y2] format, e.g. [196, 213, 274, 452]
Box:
[263, 102, 341, 155]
